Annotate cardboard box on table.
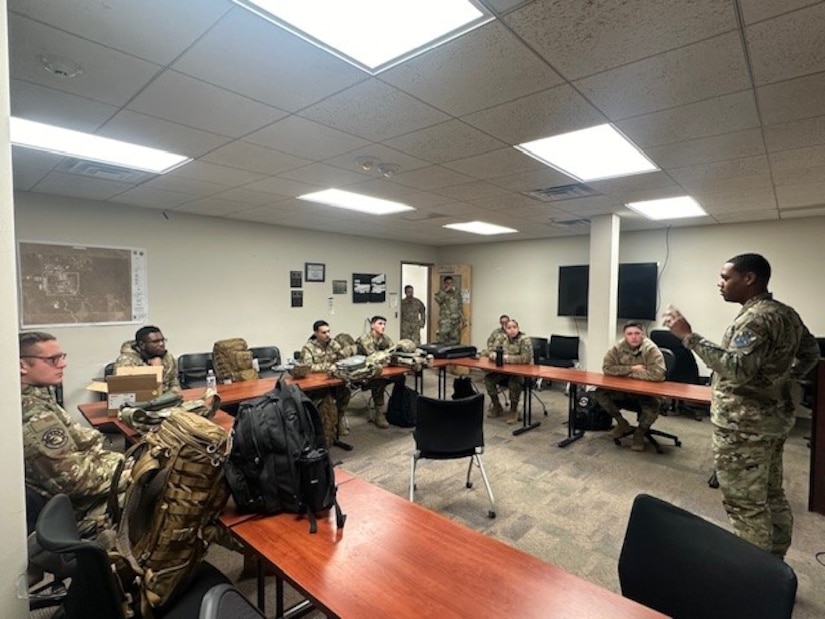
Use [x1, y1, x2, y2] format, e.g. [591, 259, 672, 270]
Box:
[87, 366, 162, 416]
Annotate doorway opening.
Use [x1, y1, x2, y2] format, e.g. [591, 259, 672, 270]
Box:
[401, 262, 432, 344]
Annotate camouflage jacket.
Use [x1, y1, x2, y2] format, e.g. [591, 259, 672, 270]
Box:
[357, 332, 395, 355]
[115, 340, 180, 392]
[486, 332, 533, 365]
[602, 337, 666, 382]
[301, 336, 345, 373]
[684, 292, 820, 436]
[435, 288, 463, 325]
[486, 327, 506, 351]
[21, 383, 125, 520]
[400, 297, 426, 328]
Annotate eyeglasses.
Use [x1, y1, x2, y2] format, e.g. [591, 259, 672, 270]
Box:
[22, 353, 67, 366]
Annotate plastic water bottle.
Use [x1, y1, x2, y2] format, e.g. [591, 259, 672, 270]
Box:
[206, 369, 217, 391]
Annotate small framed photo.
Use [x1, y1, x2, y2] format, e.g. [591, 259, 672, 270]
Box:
[332, 279, 347, 294]
[290, 270, 302, 288]
[305, 262, 326, 282]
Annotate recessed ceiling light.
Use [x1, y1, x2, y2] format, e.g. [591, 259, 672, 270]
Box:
[298, 188, 414, 215]
[515, 124, 658, 182]
[626, 196, 707, 220]
[233, 0, 493, 74]
[443, 221, 517, 235]
[10, 117, 190, 174]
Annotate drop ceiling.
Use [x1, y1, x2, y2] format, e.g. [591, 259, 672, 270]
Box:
[8, 0, 825, 245]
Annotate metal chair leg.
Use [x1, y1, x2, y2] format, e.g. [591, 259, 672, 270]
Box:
[409, 453, 418, 501]
[474, 454, 496, 518]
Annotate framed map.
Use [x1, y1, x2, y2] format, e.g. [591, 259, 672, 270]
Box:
[18, 241, 148, 327]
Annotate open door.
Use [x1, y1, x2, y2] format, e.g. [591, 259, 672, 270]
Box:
[430, 264, 472, 345]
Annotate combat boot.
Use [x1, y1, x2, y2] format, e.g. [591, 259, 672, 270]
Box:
[487, 398, 503, 418]
[374, 406, 389, 429]
[609, 417, 632, 439]
[631, 428, 646, 451]
[338, 413, 349, 437]
[506, 400, 520, 425]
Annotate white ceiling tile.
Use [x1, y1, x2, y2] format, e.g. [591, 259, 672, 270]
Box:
[32, 171, 134, 200]
[13, 166, 49, 191]
[758, 73, 825, 125]
[172, 9, 366, 112]
[11, 146, 64, 171]
[128, 70, 288, 138]
[165, 161, 266, 187]
[9, 15, 160, 107]
[141, 175, 227, 197]
[381, 21, 562, 116]
[738, 0, 819, 24]
[474, 192, 553, 211]
[588, 172, 686, 198]
[668, 155, 771, 185]
[384, 120, 507, 164]
[462, 84, 606, 144]
[505, 0, 736, 80]
[779, 207, 825, 219]
[298, 79, 450, 142]
[173, 196, 255, 216]
[647, 129, 766, 169]
[10, 80, 118, 131]
[443, 148, 546, 180]
[110, 186, 196, 209]
[324, 145, 430, 175]
[278, 163, 372, 187]
[343, 179, 423, 201]
[201, 142, 311, 175]
[208, 187, 288, 206]
[243, 176, 323, 198]
[764, 116, 825, 153]
[487, 167, 573, 193]
[674, 174, 774, 194]
[617, 91, 759, 148]
[770, 144, 825, 185]
[775, 181, 825, 208]
[696, 190, 777, 213]
[745, 3, 825, 85]
[386, 166, 476, 191]
[487, 0, 533, 13]
[100, 110, 231, 157]
[714, 210, 778, 223]
[575, 33, 750, 120]
[244, 116, 369, 161]
[434, 181, 513, 202]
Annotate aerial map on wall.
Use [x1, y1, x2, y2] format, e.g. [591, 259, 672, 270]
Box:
[18, 241, 148, 327]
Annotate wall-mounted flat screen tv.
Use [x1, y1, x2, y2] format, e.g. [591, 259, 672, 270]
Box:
[557, 262, 658, 320]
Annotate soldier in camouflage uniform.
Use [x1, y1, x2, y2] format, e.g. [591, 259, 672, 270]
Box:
[484, 319, 533, 424]
[664, 253, 819, 557]
[357, 316, 396, 429]
[20, 332, 127, 535]
[115, 325, 181, 393]
[486, 314, 510, 351]
[593, 321, 666, 452]
[400, 285, 426, 344]
[435, 276, 464, 345]
[301, 320, 351, 437]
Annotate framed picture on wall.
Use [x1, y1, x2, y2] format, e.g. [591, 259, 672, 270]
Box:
[305, 262, 325, 282]
[290, 270, 302, 288]
[332, 279, 347, 294]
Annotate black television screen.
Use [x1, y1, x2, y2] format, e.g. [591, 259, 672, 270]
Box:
[618, 262, 658, 320]
[558, 265, 589, 317]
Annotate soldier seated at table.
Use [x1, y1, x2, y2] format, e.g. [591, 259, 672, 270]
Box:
[484, 319, 533, 424]
[357, 315, 399, 429]
[301, 320, 351, 437]
[486, 314, 510, 350]
[593, 321, 666, 452]
[115, 325, 181, 394]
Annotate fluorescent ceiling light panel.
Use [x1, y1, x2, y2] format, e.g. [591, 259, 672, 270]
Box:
[515, 124, 658, 182]
[10, 117, 190, 174]
[233, 0, 493, 74]
[298, 188, 414, 215]
[626, 196, 707, 220]
[443, 221, 517, 236]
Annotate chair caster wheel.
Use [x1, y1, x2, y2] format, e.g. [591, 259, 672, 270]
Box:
[466, 482, 473, 488]
[488, 511, 496, 519]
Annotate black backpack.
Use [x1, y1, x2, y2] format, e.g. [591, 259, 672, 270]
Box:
[224, 380, 345, 533]
[574, 391, 614, 431]
[385, 376, 418, 427]
[452, 376, 478, 399]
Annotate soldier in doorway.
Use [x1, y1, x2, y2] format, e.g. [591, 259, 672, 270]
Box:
[400, 285, 426, 345]
[435, 276, 464, 344]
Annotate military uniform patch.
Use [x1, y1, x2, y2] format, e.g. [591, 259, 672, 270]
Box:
[42, 427, 68, 449]
[732, 330, 757, 348]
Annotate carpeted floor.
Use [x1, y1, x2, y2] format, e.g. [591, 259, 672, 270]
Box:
[206, 370, 825, 618]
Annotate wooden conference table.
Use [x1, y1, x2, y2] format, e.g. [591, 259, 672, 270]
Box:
[434, 357, 712, 445]
[224, 471, 664, 619]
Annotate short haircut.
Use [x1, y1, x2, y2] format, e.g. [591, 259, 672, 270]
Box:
[371, 315, 387, 324]
[624, 320, 645, 332]
[19, 331, 55, 356]
[499, 314, 509, 321]
[443, 276, 453, 283]
[313, 319, 329, 332]
[404, 285, 413, 292]
[727, 253, 771, 284]
[506, 318, 519, 328]
[135, 325, 161, 343]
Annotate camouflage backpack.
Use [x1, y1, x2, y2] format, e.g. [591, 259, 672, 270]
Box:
[334, 332, 358, 358]
[390, 339, 433, 373]
[118, 390, 221, 434]
[212, 338, 258, 383]
[328, 349, 392, 383]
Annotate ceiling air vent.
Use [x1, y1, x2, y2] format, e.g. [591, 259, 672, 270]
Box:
[56, 158, 157, 183]
[525, 182, 599, 202]
[548, 218, 590, 228]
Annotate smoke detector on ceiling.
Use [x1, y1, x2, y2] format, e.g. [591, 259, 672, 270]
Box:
[39, 54, 83, 79]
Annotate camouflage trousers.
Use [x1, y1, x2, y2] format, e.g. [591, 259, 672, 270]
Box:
[484, 373, 523, 405]
[400, 323, 422, 345]
[592, 389, 661, 429]
[437, 321, 461, 345]
[713, 427, 792, 557]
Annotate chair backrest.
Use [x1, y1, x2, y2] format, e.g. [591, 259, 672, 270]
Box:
[546, 335, 579, 361]
[249, 346, 281, 374]
[414, 393, 485, 456]
[178, 352, 213, 389]
[198, 583, 264, 618]
[648, 330, 700, 384]
[658, 347, 676, 379]
[619, 494, 797, 619]
[530, 336, 548, 362]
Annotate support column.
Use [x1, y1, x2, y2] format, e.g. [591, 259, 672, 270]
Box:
[586, 215, 620, 371]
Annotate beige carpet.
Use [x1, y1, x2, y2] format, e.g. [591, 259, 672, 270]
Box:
[212, 371, 825, 617]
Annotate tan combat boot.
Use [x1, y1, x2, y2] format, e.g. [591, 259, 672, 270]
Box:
[374, 405, 389, 429]
[487, 398, 503, 418]
[506, 401, 520, 425]
[609, 417, 632, 439]
[338, 413, 349, 437]
[631, 428, 646, 451]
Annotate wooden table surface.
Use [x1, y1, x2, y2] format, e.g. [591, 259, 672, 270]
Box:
[229, 476, 664, 619]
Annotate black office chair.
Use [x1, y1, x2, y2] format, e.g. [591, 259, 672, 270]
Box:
[613, 348, 682, 454]
[619, 494, 797, 619]
[198, 583, 264, 618]
[410, 393, 496, 518]
[250, 346, 281, 376]
[538, 335, 579, 368]
[178, 352, 213, 389]
[649, 329, 708, 420]
[35, 494, 229, 619]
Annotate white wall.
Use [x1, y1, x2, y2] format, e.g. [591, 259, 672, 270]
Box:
[438, 217, 825, 372]
[14, 192, 437, 413]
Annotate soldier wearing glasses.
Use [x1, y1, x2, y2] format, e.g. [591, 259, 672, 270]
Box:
[20, 331, 126, 533]
[115, 325, 181, 393]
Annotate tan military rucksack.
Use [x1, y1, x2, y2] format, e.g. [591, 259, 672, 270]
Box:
[212, 337, 258, 383]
